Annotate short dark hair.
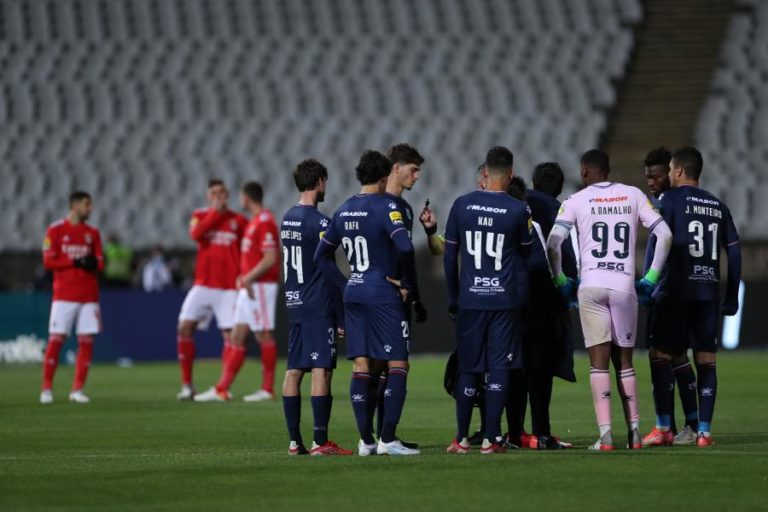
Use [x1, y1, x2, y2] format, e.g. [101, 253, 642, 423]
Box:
[355, 150, 392, 185]
[580, 149, 610, 172]
[644, 147, 672, 169]
[532, 162, 564, 197]
[69, 191, 91, 206]
[208, 179, 224, 188]
[387, 143, 424, 166]
[241, 181, 264, 203]
[293, 159, 328, 192]
[507, 176, 527, 201]
[484, 146, 514, 174]
[671, 146, 703, 179]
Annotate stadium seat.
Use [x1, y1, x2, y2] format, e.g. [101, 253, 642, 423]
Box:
[0, 0, 642, 249]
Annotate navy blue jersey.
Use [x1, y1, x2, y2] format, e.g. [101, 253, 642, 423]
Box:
[281, 204, 333, 322]
[658, 185, 739, 301]
[321, 193, 410, 305]
[445, 190, 534, 310]
[383, 193, 415, 237]
[526, 189, 578, 278]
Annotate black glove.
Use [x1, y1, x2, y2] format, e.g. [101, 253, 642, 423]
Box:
[422, 223, 437, 236]
[413, 300, 427, 323]
[448, 304, 458, 323]
[74, 255, 99, 271]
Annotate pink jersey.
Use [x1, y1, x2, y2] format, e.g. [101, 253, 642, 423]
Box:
[554, 182, 663, 294]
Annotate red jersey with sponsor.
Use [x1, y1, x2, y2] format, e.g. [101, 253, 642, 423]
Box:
[43, 219, 104, 303]
[241, 209, 281, 282]
[189, 208, 248, 289]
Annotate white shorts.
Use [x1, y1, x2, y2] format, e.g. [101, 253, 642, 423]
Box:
[577, 287, 637, 348]
[49, 301, 101, 335]
[178, 285, 237, 331]
[233, 283, 278, 332]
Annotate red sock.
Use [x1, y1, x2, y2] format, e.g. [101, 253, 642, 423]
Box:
[221, 333, 233, 368]
[72, 335, 94, 391]
[216, 344, 246, 393]
[42, 335, 64, 390]
[261, 339, 277, 394]
[177, 334, 196, 386]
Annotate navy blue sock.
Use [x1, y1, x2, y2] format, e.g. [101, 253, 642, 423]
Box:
[456, 372, 478, 440]
[282, 395, 302, 445]
[650, 358, 674, 429]
[381, 367, 408, 443]
[696, 362, 717, 433]
[505, 369, 526, 443]
[376, 373, 387, 438]
[483, 369, 509, 442]
[674, 361, 699, 430]
[311, 395, 332, 446]
[350, 372, 375, 444]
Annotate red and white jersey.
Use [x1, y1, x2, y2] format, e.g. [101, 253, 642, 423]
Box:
[43, 219, 104, 303]
[189, 208, 248, 290]
[241, 209, 281, 283]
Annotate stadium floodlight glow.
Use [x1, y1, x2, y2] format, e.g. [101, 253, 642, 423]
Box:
[722, 280, 746, 350]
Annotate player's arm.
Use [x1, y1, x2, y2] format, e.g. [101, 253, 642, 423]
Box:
[240, 222, 278, 286]
[42, 227, 72, 270]
[639, 194, 672, 284]
[419, 203, 445, 255]
[188, 209, 222, 242]
[442, 204, 460, 319]
[92, 229, 105, 272]
[313, 220, 348, 294]
[721, 209, 742, 316]
[546, 198, 578, 306]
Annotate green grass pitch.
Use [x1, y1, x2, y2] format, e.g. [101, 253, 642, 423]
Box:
[1, 352, 767, 511]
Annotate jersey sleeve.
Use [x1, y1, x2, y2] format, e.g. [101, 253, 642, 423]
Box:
[42, 225, 71, 270]
[381, 202, 409, 239]
[554, 196, 577, 230]
[189, 209, 221, 242]
[722, 206, 740, 248]
[638, 191, 664, 232]
[443, 202, 459, 246]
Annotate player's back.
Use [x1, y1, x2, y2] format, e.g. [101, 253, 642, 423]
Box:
[446, 190, 533, 310]
[558, 182, 661, 293]
[329, 193, 404, 305]
[659, 185, 739, 301]
[281, 204, 332, 321]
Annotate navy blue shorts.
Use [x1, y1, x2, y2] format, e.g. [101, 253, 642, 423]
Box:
[344, 303, 410, 361]
[287, 317, 338, 370]
[647, 297, 719, 353]
[456, 308, 523, 373]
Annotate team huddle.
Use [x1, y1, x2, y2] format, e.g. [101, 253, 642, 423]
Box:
[38, 143, 741, 456]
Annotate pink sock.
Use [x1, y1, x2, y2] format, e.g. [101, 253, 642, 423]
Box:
[619, 368, 640, 427]
[590, 368, 612, 430]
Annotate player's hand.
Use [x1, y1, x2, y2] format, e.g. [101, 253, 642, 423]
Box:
[635, 278, 655, 306]
[553, 273, 578, 308]
[721, 300, 739, 316]
[385, 276, 409, 302]
[336, 327, 346, 338]
[419, 207, 437, 236]
[74, 255, 99, 272]
[238, 275, 255, 299]
[448, 304, 458, 323]
[635, 269, 660, 307]
[413, 300, 427, 323]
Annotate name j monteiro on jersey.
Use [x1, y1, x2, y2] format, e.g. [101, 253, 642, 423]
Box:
[685, 196, 723, 218]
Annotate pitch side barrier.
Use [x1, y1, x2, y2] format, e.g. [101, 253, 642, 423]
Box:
[0, 279, 764, 363]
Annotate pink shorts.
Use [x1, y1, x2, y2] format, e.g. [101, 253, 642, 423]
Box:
[577, 287, 637, 348]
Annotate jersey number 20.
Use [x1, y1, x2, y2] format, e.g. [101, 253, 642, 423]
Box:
[341, 236, 370, 272]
